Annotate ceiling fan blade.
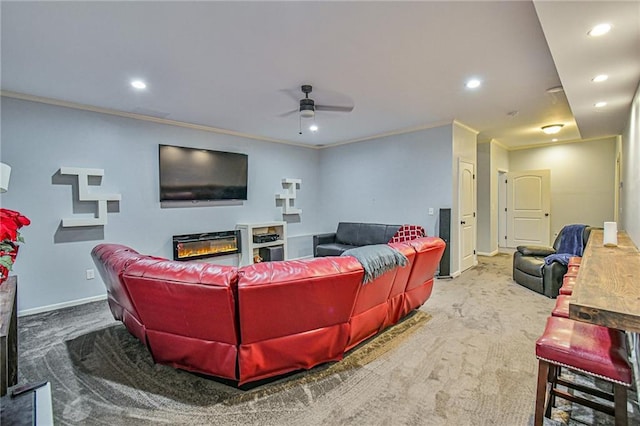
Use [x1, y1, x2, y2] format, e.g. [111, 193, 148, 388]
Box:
[278, 109, 299, 117]
[278, 88, 303, 102]
[315, 104, 354, 113]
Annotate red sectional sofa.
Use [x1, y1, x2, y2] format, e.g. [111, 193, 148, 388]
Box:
[91, 237, 445, 385]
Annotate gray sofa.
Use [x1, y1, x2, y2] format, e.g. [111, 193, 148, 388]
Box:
[313, 222, 401, 257]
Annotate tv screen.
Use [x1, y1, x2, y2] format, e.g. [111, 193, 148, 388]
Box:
[159, 144, 248, 201]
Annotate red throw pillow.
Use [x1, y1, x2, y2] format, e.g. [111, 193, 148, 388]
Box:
[389, 224, 425, 243]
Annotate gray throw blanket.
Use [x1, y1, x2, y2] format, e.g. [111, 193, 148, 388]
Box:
[341, 244, 408, 284]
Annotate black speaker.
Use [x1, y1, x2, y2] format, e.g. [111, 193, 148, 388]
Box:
[438, 208, 451, 277]
[259, 245, 284, 262]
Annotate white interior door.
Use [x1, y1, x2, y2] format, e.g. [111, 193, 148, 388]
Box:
[506, 170, 550, 247]
[459, 160, 476, 272]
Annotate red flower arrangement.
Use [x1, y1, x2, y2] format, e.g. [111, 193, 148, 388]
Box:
[0, 208, 30, 283]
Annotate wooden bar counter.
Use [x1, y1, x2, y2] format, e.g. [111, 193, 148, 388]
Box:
[569, 230, 640, 333]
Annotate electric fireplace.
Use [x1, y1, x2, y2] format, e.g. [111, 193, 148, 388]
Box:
[172, 230, 241, 261]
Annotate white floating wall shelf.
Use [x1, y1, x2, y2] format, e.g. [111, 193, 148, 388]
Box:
[276, 178, 302, 215]
[60, 167, 121, 227]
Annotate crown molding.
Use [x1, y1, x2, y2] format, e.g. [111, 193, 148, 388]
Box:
[0, 90, 317, 150]
[322, 120, 454, 149]
[2, 91, 489, 151]
[452, 120, 479, 135]
[491, 139, 510, 151]
[508, 134, 619, 151]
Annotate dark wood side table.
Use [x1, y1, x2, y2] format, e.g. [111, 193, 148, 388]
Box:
[0, 275, 18, 397]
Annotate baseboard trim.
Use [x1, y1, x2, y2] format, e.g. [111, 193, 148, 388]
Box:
[19, 294, 107, 317]
[477, 250, 499, 257]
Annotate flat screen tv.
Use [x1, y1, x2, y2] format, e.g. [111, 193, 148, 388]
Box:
[159, 144, 248, 201]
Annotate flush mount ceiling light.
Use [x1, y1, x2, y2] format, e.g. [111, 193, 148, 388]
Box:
[542, 124, 563, 134]
[131, 80, 147, 90]
[592, 74, 609, 82]
[595, 101, 608, 108]
[588, 23, 611, 37]
[465, 78, 481, 89]
[546, 86, 564, 94]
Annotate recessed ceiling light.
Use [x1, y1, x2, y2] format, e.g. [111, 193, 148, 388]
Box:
[588, 23, 611, 37]
[592, 74, 609, 83]
[542, 124, 563, 135]
[131, 80, 147, 90]
[465, 79, 481, 89]
[309, 124, 318, 132]
[595, 101, 607, 108]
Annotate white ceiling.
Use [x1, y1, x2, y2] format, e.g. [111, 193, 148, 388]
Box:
[1, 1, 638, 149]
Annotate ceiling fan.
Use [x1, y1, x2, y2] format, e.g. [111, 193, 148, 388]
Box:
[282, 85, 354, 119]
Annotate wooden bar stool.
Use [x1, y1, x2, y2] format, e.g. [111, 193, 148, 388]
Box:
[559, 275, 576, 296]
[535, 316, 632, 426]
[565, 264, 581, 277]
[551, 295, 571, 318]
[568, 256, 582, 267]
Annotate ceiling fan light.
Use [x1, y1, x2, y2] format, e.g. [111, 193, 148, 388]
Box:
[300, 109, 314, 119]
[541, 124, 563, 134]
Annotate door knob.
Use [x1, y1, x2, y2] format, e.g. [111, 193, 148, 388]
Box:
[545, 213, 549, 217]
[461, 221, 466, 225]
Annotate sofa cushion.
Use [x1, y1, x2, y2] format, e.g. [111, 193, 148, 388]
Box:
[315, 243, 357, 257]
[335, 222, 400, 246]
[514, 253, 545, 277]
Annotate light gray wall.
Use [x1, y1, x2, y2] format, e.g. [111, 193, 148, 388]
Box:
[509, 138, 616, 238]
[0, 97, 322, 312]
[491, 142, 509, 251]
[476, 142, 491, 253]
[621, 84, 640, 246]
[493, 143, 509, 175]
[318, 126, 454, 237]
[477, 139, 509, 255]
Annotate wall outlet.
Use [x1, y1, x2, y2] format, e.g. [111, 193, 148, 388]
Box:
[428, 208, 434, 215]
[86, 269, 95, 280]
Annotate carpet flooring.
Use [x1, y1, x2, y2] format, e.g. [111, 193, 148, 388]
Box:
[13, 254, 640, 425]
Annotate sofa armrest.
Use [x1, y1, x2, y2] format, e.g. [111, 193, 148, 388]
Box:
[516, 245, 556, 257]
[313, 232, 337, 256]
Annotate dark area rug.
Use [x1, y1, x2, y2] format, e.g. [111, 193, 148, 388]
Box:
[17, 301, 430, 425]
